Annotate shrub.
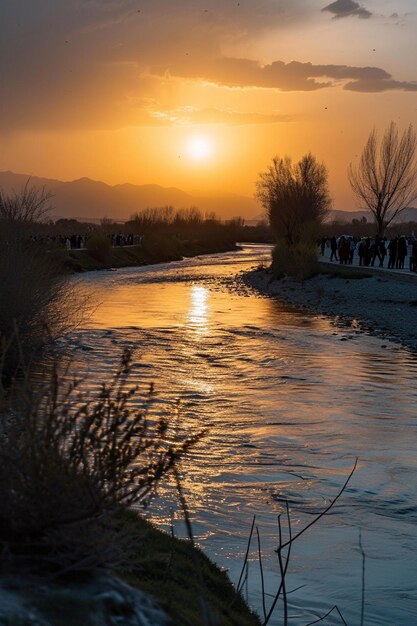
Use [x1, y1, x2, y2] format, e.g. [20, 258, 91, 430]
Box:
[0, 349, 204, 575]
[0, 185, 91, 376]
[272, 239, 318, 281]
[0, 182, 51, 223]
[0, 225, 90, 376]
[86, 233, 112, 263]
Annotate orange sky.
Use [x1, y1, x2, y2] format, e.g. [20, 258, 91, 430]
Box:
[1, 0, 417, 211]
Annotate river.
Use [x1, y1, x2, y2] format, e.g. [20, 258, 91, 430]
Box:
[72, 244, 417, 625]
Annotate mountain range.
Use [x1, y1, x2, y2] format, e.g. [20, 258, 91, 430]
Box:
[2, 171, 416, 224]
[0, 171, 261, 222]
[328, 207, 417, 224]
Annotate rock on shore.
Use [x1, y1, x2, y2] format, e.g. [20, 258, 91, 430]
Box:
[243, 267, 417, 351]
[0, 573, 173, 626]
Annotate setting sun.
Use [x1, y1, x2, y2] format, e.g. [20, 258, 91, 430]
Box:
[185, 135, 214, 162]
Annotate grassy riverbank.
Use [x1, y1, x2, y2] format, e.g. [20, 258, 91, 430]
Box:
[65, 238, 239, 272]
[6, 511, 261, 626]
[0, 512, 260, 626]
[0, 341, 261, 626]
[121, 512, 261, 626]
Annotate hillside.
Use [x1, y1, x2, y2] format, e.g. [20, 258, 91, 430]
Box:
[328, 207, 417, 224]
[0, 171, 260, 221]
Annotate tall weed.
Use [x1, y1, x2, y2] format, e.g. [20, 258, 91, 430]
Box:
[0, 349, 203, 575]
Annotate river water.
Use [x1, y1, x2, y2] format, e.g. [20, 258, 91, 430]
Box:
[73, 244, 417, 625]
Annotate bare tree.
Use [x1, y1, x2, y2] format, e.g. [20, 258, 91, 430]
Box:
[256, 153, 331, 245]
[348, 122, 417, 236]
[0, 178, 52, 223]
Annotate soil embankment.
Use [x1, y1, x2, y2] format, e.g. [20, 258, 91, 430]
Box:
[66, 241, 239, 272]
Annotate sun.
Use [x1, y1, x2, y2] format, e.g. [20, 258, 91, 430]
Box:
[185, 135, 214, 161]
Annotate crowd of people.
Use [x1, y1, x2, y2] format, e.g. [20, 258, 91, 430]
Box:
[320, 235, 417, 271]
[30, 232, 143, 250]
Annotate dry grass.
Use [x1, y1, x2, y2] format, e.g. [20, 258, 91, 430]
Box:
[0, 349, 204, 576]
[0, 224, 91, 375]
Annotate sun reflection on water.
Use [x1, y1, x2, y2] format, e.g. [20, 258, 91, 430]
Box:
[187, 285, 209, 330]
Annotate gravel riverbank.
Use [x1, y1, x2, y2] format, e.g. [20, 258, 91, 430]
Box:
[243, 266, 417, 351]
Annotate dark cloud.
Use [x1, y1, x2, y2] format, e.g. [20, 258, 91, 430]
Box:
[344, 79, 417, 92]
[322, 0, 372, 19]
[158, 57, 414, 94]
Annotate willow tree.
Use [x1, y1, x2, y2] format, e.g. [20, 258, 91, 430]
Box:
[348, 122, 417, 236]
[256, 153, 331, 246]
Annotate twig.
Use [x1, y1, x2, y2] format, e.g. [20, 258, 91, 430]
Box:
[236, 514, 256, 593]
[170, 506, 175, 539]
[245, 561, 249, 604]
[304, 605, 348, 626]
[262, 502, 293, 625]
[263, 462, 356, 626]
[256, 526, 267, 621]
[286, 584, 306, 595]
[359, 529, 366, 626]
[279, 458, 358, 551]
[264, 584, 306, 599]
[277, 515, 288, 626]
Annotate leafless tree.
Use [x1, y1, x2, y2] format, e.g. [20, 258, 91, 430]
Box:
[348, 122, 417, 236]
[256, 153, 331, 245]
[0, 178, 52, 223]
[0, 178, 89, 373]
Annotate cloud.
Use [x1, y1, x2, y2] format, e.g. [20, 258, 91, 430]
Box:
[149, 106, 293, 126]
[0, 0, 312, 132]
[1, 0, 415, 134]
[322, 0, 372, 19]
[344, 79, 417, 92]
[157, 57, 415, 94]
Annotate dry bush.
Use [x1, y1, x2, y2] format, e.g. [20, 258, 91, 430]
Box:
[86, 232, 112, 263]
[272, 239, 318, 281]
[0, 184, 91, 374]
[0, 349, 204, 576]
[0, 228, 90, 375]
[0, 182, 52, 223]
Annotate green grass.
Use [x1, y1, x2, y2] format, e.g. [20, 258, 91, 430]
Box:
[13, 512, 260, 626]
[120, 512, 261, 626]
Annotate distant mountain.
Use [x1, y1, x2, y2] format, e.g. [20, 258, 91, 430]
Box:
[0, 171, 260, 221]
[329, 208, 417, 224]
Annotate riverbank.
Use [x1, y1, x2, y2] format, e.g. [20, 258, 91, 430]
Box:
[243, 264, 417, 351]
[0, 511, 260, 626]
[121, 512, 261, 626]
[65, 240, 239, 272]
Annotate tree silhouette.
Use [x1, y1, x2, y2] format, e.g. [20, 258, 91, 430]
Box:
[256, 153, 330, 245]
[349, 122, 417, 236]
